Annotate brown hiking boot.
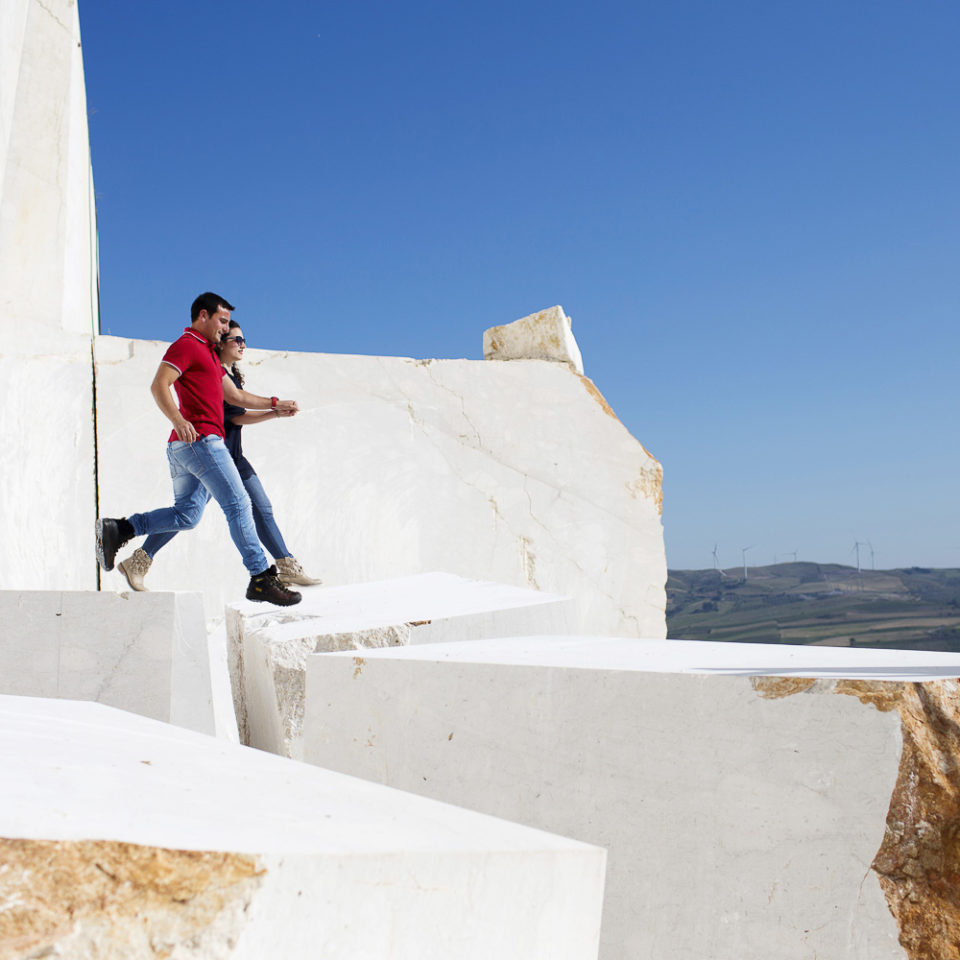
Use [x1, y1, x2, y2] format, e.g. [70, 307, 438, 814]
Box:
[246, 565, 302, 606]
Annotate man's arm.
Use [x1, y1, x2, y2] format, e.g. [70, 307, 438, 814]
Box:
[151, 363, 197, 442]
[222, 374, 299, 415]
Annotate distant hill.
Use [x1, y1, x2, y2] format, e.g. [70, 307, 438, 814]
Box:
[667, 562, 960, 651]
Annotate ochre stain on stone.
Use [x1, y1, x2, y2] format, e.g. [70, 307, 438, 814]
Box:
[750, 676, 817, 698]
[836, 678, 960, 960]
[625, 465, 664, 516]
[577, 375, 619, 421]
[0, 838, 262, 959]
[575, 375, 664, 515]
[755, 675, 960, 960]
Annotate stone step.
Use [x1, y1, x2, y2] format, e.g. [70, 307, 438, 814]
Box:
[0, 590, 231, 738]
[226, 572, 575, 758]
[303, 636, 960, 959]
[0, 694, 605, 960]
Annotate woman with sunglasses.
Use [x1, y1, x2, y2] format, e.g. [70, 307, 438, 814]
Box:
[117, 320, 321, 591]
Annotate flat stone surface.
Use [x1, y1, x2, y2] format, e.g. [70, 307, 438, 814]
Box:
[0, 695, 605, 959]
[305, 636, 920, 959]
[320, 633, 960, 679]
[227, 573, 576, 757]
[0, 590, 218, 736]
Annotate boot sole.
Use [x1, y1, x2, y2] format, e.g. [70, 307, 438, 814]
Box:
[95, 519, 115, 571]
[246, 592, 302, 606]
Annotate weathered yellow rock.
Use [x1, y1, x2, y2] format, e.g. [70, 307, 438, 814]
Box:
[483, 305, 584, 374]
[0, 838, 262, 960]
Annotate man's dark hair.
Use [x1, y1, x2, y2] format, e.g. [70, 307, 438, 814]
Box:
[190, 291, 236, 323]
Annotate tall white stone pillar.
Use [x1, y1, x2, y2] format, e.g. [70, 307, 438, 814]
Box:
[0, 0, 99, 588]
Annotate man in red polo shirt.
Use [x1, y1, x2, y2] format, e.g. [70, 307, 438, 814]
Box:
[95, 292, 302, 606]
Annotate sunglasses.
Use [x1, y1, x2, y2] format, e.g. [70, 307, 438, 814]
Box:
[223, 336, 246, 346]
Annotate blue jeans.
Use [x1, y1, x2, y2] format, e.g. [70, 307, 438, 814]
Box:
[141, 468, 291, 563]
[129, 436, 268, 576]
[244, 472, 291, 560]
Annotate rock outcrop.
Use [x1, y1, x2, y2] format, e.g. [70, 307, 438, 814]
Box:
[483, 305, 585, 374]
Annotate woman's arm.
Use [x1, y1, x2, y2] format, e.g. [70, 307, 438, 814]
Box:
[222, 373, 299, 414]
[228, 409, 293, 426]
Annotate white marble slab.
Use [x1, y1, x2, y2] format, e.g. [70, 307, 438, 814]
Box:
[319, 633, 960, 679]
[93, 335, 666, 634]
[305, 636, 916, 960]
[0, 590, 219, 737]
[226, 572, 576, 757]
[0, 0, 99, 592]
[0, 695, 606, 960]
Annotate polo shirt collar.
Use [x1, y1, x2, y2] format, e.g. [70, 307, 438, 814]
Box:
[183, 327, 215, 347]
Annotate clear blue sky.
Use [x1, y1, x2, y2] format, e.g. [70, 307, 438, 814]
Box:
[79, 0, 959, 571]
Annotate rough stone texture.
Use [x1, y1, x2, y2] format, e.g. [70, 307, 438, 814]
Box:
[0, 839, 262, 960]
[833, 679, 960, 960]
[226, 573, 577, 758]
[483, 305, 585, 374]
[0, 0, 99, 592]
[0, 695, 606, 960]
[95, 336, 666, 634]
[305, 636, 930, 960]
[0, 590, 219, 736]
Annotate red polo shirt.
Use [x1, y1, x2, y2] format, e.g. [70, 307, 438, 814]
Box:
[161, 328, 225, 441]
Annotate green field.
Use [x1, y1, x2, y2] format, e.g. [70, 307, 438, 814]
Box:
[666, 562, 960, 651]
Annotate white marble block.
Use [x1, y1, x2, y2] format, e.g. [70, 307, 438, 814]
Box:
[94, 334, 665, 634]
[0, 695, 606, 960]
[0, 0, 100, 592]
[483, 305, 585, 374]
[0, 590, 222, 737]
[303, 637, 960, 959]
[226, 572, 575, 758]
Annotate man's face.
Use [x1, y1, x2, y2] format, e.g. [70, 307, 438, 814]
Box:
[197, 306, 231, 344]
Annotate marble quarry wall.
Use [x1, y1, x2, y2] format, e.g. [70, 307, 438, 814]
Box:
[93, 333, 666, 632]
[0, 0, 100, 592]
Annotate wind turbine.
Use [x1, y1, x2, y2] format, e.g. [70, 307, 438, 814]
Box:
[867, 541, 875, 570]
[712, 544, 728, 578]
[741, 545, 754, 581]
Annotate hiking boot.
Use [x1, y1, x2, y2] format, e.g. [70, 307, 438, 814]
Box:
[95, 517, 133, 572]
[118, 548, 152, 591]
[246, 565, 302, 606]
[276, 556, 322, 586]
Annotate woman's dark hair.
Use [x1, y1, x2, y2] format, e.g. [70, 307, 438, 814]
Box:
[215, 319, 244, 387]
